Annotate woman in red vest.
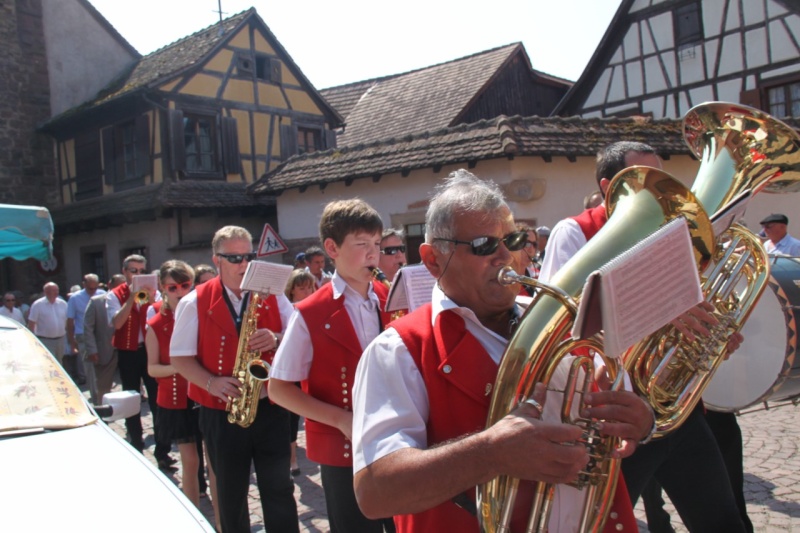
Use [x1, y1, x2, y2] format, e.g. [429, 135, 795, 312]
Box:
[145, 260, 201, 505]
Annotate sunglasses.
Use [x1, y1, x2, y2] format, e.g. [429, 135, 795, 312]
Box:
[127, 267, 145, 274]
[434, 231, 528, 256]
[216, 252, 257, 264]
[381, 246, 406, 256]
[164, 281, 192, 293]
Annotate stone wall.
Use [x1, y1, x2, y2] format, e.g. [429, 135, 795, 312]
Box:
[0, 0, 62, 299]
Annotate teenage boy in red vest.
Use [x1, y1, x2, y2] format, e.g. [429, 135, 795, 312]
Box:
[170, 226, 298, 533]
[351, 170, 655, 533]
[107, 254, 171, 465]
[269, 199, 393, 533]
[540, 141, 748, 533]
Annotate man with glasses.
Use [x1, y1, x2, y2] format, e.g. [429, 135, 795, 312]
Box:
[66, 273, 105, 392]
[379, 228, 407, 282]
[352, 169, 652, 532]
[107, 255, 172, 467]
[171, 226, 298, 533]
[0, 292, 24, 323]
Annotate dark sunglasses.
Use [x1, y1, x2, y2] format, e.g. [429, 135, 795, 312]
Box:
[127, 267, 144, 274]
[381, 246, 406, 256]
[164, 281, 192, 293]
[434, 231, 528, 256]
[216, 252, 257, 264]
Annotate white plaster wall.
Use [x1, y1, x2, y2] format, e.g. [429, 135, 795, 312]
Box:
[275, 155, 704, 246]
[42, 0, 138, 116]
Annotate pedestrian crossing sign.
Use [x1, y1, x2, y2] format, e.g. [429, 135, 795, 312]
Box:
[256, 223, 288, 257]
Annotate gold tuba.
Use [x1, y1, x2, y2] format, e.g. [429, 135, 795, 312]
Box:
[226, 291, 272, 427]
[478, 169, 715, 533]
[623, 102, 800, 437]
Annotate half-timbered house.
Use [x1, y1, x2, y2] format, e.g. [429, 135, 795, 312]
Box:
[41, 8, 341, 283]
[554, 0, 800, 119]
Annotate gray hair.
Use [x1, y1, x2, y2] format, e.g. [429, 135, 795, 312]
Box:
[212, 226, 253, 253]
[123, 254, 147, 269]
[381, 227, 405, 242]
[83, 273, 100, 284]
[425, 169, 509, 253]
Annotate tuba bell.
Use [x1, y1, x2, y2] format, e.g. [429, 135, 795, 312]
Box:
[623, 102, 800, 438]
[478, 169, 715, 533]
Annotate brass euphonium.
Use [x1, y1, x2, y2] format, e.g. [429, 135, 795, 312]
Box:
[623, 102, 800, 438]
[478, 170, 715, 533]
[227, 291, 271, 427]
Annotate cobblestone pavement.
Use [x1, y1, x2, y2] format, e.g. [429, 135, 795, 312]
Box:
[94, 380, 800, 532]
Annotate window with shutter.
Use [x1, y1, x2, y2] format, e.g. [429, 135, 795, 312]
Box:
[75, 131, 102, 201]
[169, 108, 223, 179]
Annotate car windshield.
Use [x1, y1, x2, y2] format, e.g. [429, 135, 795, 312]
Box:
[0, 318, 95, 433]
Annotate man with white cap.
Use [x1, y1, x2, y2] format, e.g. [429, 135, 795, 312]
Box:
[760, 213, 800, 256]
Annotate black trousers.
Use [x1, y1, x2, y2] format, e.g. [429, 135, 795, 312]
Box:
[705, 410, 754, 533]
[320, 464, 395, 533]
[199, 399, 299, 533]
[117, 346, 171, 459]
[622, 405, 746, 532]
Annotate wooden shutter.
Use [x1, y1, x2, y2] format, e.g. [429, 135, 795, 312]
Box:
[135, 114, 150, 179]
[280, 124, 298, 160]
[168, 108, 186, 173]
[221, 116, 241, 175]
[101, 127, 116, 185]
[740, 89, 762, 110]
[324, 128, 337, 150]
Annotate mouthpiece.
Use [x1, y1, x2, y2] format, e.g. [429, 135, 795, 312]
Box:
[371, 267, 388, 283]
[497, 266, 519, 286]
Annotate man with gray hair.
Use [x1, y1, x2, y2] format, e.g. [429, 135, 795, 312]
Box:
[67, 274, 105, 394]
[28, 282, 68, 364]
[352, 169, 652, 532]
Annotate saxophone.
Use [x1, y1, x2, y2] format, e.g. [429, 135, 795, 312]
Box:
[371, 267, 406, 321]
[226, 291, 272, 427]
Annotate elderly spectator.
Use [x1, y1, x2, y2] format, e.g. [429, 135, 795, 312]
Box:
[28, 282, 68, 364]
[66, 274, 106, 387]
[760, 213, 800, 256]
[0, 292, 24, 323]
[84, 275, 125, 404]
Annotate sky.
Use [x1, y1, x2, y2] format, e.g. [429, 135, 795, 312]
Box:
[87, 0, 622, 89]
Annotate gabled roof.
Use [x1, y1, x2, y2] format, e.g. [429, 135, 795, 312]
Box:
[249, 114, 688, 195]
[43, 8, 341, 129]
[553, 0, 800, 117]
[321, 43, 569, 146]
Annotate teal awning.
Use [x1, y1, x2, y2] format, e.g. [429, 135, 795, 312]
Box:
[0, 204, 53, 261]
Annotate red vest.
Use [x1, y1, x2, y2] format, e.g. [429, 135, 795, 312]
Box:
[189, 276, 282, 409]
[569, 203, 608, 241]
[111, 283, 150, 351]
[148, 302, 189, 410]
[391, 304, 636, 533]
[296, 280, 390, 467]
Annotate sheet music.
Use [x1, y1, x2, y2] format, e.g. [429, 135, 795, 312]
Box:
[131, 274, 157, 293]
[385, 264, 436, 312]
[572, 218, 703, 358]
[240, 260, 294, 294]
[602, 218, 702, 358]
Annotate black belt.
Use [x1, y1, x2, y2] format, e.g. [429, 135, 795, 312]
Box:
[37, 335, 64, 340]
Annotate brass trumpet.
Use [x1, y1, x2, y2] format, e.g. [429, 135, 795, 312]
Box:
[134, 290, 149, 305]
